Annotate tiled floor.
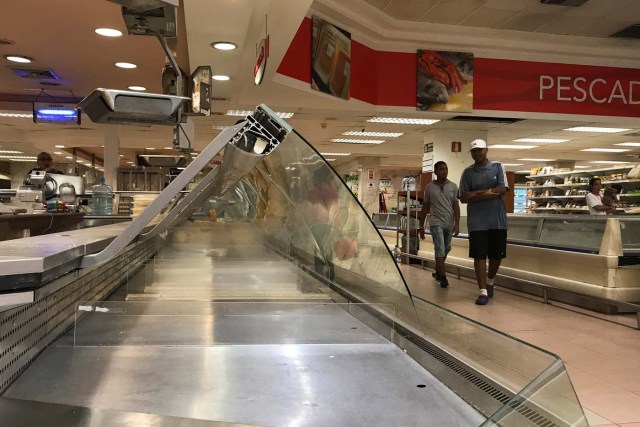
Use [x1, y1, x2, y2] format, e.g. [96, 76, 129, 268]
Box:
[400, 264, 640, 427]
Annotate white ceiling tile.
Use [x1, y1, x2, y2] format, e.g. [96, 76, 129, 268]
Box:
[419, 0, 487, 24]
[564, 0, 635, 18]
[382, 0, 439, 21]
[362, 0, 393, 11]
[500, 12, 556, 32]
[523, 1, 571, 15]
[601, 0, 640, 21]
[535, 15, 594, 35]
[482, 0, 532, 12]
[458, 7, 521, 28]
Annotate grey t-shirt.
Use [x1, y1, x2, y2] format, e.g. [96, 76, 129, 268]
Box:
[459, 160, 508, 232]
[423, 180, 459, 229]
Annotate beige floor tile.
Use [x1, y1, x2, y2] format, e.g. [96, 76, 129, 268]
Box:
[583, 406, 615, 426]
[401, 263, 640, 424]
[579, 392, 640, 424]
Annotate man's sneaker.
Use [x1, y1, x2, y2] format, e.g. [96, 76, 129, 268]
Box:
[439, 276, 449, 288]
[487, 285, 494, 298]
[475, 294, 489, 305]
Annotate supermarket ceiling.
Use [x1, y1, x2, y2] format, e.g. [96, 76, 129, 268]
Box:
[1, 0, 640, 170]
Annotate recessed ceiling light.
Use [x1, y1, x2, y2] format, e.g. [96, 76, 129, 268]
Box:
[331, 139, 385, 144]
[588, 160, 631, 164]
[501, 163, 523, 166]
[226, 110, 293, 118]
[563, 126, 631, 133]
[53, 151, 62, 155]
[0, 150, 22, 154]
[615, 142, 640, 147]
[489, 144, 537, 149]
[320, 152, 351, 156]
[4, 55, 32, 63]
[518, 158, 555, 162]
[126, 161, 134, 164]
[54, 145, 65, 148]
[343, 131, 403, 137]
[119, 154, 124, 157]
[580, 148, 630, 152]
[213, 75, 230, 81]
[515, 170, 531, 174]
[164, 147, 173, 150]
[128, 86, 146, 91]
[367, 117, 440, 125]
[116, 62, 137, 69]
[211, 41, 237, 51]
[95, 28, 122, 37]
[514, 138, 569, 143]
[65, 156, 73, 159]
[146, 147, 155, 150]
[574, 165, 591, 168]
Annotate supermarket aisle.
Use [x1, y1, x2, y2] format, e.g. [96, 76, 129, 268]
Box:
[401, 264, 640, 427]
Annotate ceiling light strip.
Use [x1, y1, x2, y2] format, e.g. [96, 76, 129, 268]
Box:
[331, 139, 385, 144]
[563, 126, 631, 133]
[513, 138, 569, 143]
[342, 131, 403, 137]
[367, 117, 439, 125]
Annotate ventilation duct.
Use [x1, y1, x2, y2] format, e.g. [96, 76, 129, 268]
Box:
[11, 67, 59, 80]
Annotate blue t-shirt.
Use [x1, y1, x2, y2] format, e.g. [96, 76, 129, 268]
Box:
[459, 160, 508, 232]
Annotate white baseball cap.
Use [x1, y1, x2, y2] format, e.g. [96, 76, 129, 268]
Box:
[470, 139, 487, 150]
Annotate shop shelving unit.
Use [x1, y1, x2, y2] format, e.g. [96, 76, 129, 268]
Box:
[395, 190, 422, 263]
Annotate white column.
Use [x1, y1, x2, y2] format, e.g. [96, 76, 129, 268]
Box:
[357, 156, 380, 215]
[424, 129, 488, 216]
[104, 125, 120, 188]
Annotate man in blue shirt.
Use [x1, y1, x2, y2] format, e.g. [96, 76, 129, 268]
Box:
[459, 139, 508, 305]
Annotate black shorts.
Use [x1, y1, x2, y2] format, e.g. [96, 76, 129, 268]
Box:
[469, 229, 507, 260]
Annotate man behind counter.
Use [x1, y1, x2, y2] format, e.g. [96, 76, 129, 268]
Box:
[28, 152, 65, 175]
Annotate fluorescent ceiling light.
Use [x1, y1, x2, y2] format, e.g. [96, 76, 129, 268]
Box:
[211, 42, 237, 51]
[514, 138, 569, 143]
[320, 152, 351, 156]
[226, 110, 294, 119]
[574, 165, 591, 168]
[563, 126, 631, 133]
[326, 158, 336, 162]
[163, 147, 173, 150]
[54, 145, 65, 148]
[95, 28, 122, 37]
[615, 142, 640, 147]
[116, 62, 137, 69]
[213, 125, 229, 130]
[331, 138, 385, 144]
[5, 158, 36, 162]
[342, 131, 403, 137]
[0, 155, 36, 160]
[367, 117, 440, 125]
[489, 144, 537, 149]
[0, 112, 31, 118]
[0, 150, 22, 154]
[588, 160, 631, 164]
[580, 148, 630, 152]
[53, 151, 62, 155]
[126, 161, 134, 164]
[65, 156, 73, 159]
[518, 158, 555, 162]
[213, 75, 230, 81]
[501, 163, 523, 166]
[4, 55, 32, 63]
[515, 170, 531, 174]
[146, 147, 155, 150]
[128, 86, 146, 91]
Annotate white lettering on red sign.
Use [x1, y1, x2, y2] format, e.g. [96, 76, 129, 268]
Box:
[539, 75, 640, 104]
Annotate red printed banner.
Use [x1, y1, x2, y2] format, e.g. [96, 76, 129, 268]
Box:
[473, 58, 640, 118]
[278, 19, 640, 118]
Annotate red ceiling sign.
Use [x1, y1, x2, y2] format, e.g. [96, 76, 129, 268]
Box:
[473, 58, 640, 118]
[278, 19, 640, 118]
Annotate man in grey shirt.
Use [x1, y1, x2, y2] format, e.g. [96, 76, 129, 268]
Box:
[459, 139, 508, 305]
[419, 161, 460, 288]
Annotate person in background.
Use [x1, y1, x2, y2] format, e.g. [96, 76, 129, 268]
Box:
[586, 178, 614, 215]
[419, 161, 460, 288]
[459, 139, 508, 305]
[27, 152, 64, 175]
[24, 152, 64, 185]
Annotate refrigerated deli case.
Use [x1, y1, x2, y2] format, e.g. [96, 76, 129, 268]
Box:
[380, 214, 640, 305]
[0, 106, 587, 427]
